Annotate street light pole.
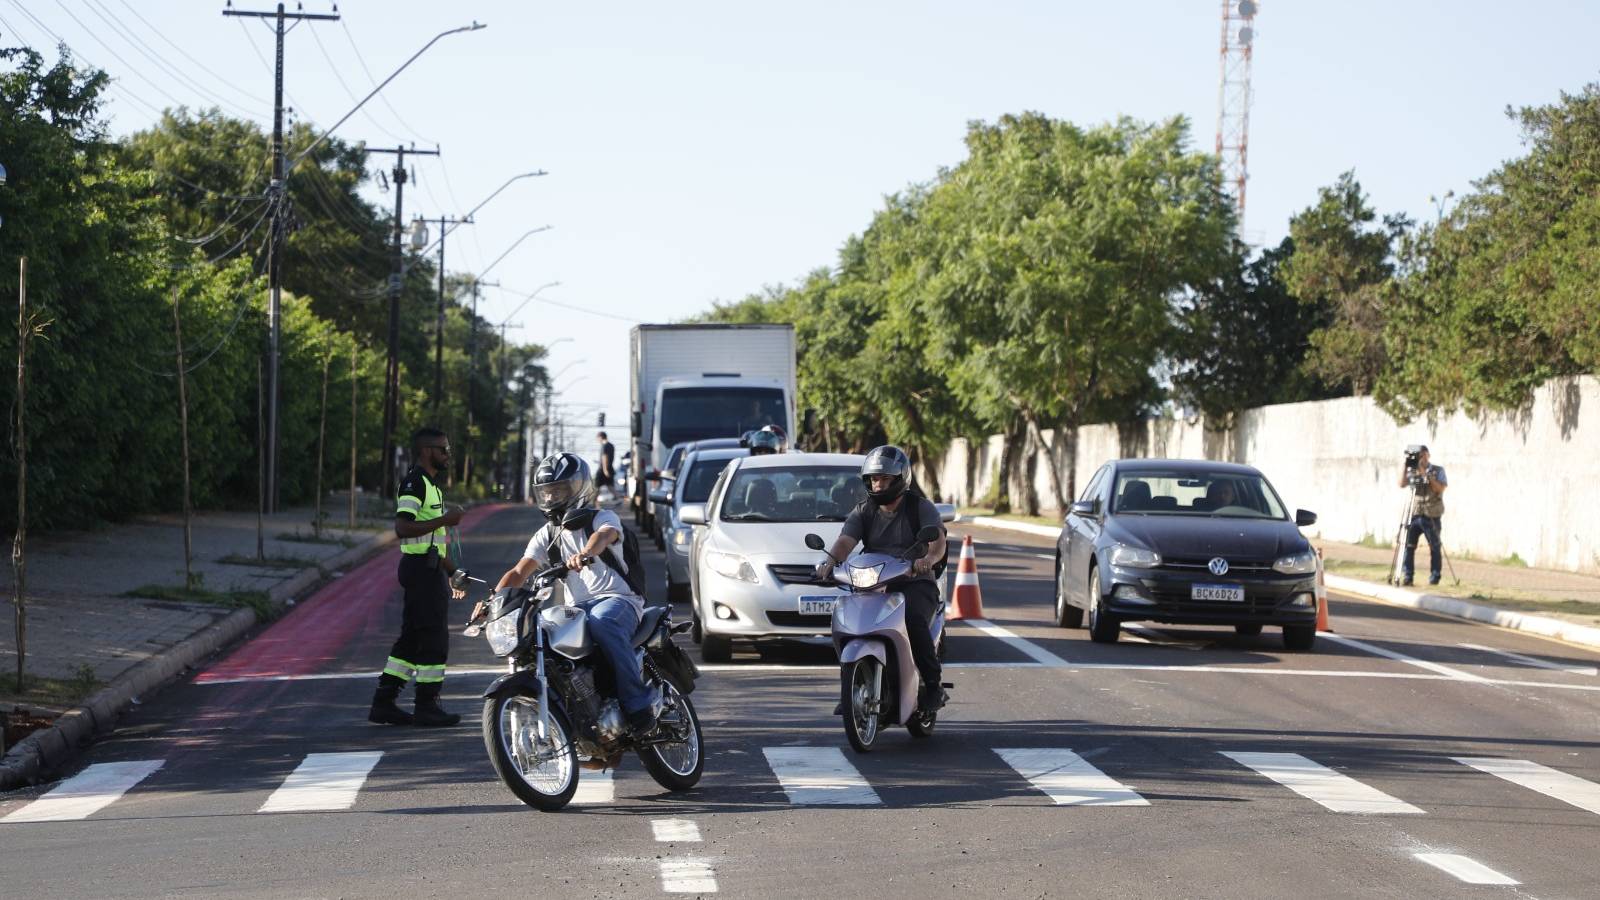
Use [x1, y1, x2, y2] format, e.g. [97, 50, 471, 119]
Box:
[461, 228, 551, 488]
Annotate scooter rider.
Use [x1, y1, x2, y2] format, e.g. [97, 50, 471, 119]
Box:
[493, 453, 658, 738]
[813, 445, 948, 712]
[747, 428, 782, 456]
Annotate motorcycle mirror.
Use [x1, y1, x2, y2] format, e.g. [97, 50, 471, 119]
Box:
[803, 533, 826, 551]
[901, 541, 929, 561]
[561, 507, 597, 530]
[915, 525, 942, 543]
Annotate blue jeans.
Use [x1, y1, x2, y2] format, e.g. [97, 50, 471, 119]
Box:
[1403, 515, 1443, 582]
[577, 596, 653, 716]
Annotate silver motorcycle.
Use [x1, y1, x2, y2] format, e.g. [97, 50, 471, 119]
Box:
[804, 527, 949, 753]
[470, 559, 703, 811]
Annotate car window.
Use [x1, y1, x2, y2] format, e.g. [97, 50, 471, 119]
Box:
[1079, 465, 1108, 503]
[664, 443, 689, 476]
[1110, 470, 1287, 519]
[719, 466, 864, 522]
[680, 456, 739, 504]
[705, 463, 734, 515]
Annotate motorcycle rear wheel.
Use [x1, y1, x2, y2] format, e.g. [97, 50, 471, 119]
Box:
[841, 659, 880, 753]
[483, 692, 579, 812]
[638, 682, 704, 791]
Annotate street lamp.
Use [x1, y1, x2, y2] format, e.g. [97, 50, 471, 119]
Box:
[464, 228, 551, 487]
[416, 171, 547, 257]
[497, 280, 561, 328]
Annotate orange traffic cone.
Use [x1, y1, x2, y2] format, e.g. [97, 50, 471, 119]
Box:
[1314, 547, 1333, 633]
[948, 535, 985, 620]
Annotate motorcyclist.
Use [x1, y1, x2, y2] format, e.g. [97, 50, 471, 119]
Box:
[747, 428, 782, 456]
[759, 423, 788, 452]
[812, 445, 948, 712]
[492, 453, 658, 738]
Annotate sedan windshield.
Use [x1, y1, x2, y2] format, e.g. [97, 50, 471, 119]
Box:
[720, 466, 866, 522]
[681, 456, 739, 504]
[1111, 470, 1288, 519]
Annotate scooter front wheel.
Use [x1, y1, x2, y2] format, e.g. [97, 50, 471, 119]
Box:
[841, 659, 880, 753]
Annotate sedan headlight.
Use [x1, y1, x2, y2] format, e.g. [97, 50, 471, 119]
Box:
[706, 550, 758, 583]
[1273, 550, 1318, 575]
[1109, 544, 1162, 568]
[485, 611, 521, 657]
[849, 563, 885, 589]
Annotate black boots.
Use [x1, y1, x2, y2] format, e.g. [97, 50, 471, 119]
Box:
[368, 678, 413, 726]
[917, 682, 948, 713]
[412, 682, 461, 727]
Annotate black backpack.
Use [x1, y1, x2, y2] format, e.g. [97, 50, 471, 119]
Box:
[859, 488, 948, 579]
[542, 517, 650, 598]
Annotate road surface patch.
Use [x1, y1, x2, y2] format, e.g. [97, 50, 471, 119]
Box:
[258, 751, 383, 813]
[1, 760, 164, 823]
[761, 747, 881, 805]
[1221, 751, 1424, 814]
[995, 748, 1149, 806]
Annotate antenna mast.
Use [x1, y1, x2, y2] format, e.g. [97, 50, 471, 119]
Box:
[1216, 0, 1258, 232]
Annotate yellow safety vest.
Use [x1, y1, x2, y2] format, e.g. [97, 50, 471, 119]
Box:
[397, 471, 447, 555]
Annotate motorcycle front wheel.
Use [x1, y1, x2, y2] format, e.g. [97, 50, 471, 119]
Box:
[841, 659, 881, 753]
[638, 682, 704, 791]
[483, 692, 579, 812]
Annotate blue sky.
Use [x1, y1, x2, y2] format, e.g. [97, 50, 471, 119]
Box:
[3, 1, 1597, 452]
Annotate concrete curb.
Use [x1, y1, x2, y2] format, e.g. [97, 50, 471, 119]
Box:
[968, 516, 1060, 539]
[1323, 574, 1600, 653]
[0, 529, 398, 791]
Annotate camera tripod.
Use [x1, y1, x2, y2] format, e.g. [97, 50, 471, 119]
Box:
[1386, 488, 1459, 587]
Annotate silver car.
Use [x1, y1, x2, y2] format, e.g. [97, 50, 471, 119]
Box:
[651, 446, 749, 601]
[680, 452, 956, 662]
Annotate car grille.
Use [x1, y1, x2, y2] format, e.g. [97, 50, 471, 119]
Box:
[767, 564, 818, 585]
[766, 611, 833, 628]
[1157, 555, 1275, 574]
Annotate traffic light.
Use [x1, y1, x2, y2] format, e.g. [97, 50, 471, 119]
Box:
[598, 412, 606, 427]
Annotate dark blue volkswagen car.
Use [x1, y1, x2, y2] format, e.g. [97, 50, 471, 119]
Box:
[1054, 459, 1321, 651]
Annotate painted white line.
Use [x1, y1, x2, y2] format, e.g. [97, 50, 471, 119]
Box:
[1458, 642, 1597, 676]
[1413, 853, 1518, 885]
[259, 752, 382, 813]
[960, 618, 1072, 667]
[660, 858, 718, 893]
[1034, 553, 1055, 561]
[1317, 632, 1488, 682]
[652, 817, 703, 842]
[1, 760, 164, 823]
[1453, 757, 1600, 816]
[1221, 751, 1423, 814]
[762, 747, 881, 805]
[996, 748, 1148, 806]
[573, 770, 614, 805]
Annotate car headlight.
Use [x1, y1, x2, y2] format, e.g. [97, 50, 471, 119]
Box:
[485, 611, 520, 656]
[1273, 550, 1318, 575]
[849, 563, 885, 589]
[671, 526, 694, 547]
[706, 550, 758, 583]
[1109, 544, 1162, 568]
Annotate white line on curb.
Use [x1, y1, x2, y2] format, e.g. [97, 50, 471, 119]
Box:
[1413, 853, 1518, 885]
[1222, 751, 1424, 814]
[1453, 757, 1600, 816]
[2, 760, 164, 823]
[1458, 642, 1597, 676]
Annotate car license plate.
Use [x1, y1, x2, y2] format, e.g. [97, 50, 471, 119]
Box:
[1192, 583, 1245, 602]
[798, 595, 838, 616]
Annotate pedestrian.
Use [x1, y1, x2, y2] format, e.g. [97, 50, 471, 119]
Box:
[369, 427, 469, 727]
[595, 430, 616, 491]
[1398, 445, 1449, 586]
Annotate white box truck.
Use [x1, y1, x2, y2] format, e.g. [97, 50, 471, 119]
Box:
[629, 323, 797, 528]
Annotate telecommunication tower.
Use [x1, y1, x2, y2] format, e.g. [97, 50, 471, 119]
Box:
[1215, 0, 1258, 230]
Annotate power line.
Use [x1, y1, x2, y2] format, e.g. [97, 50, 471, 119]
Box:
[80, 0, 263, 121]
[114, 0, 267, 105]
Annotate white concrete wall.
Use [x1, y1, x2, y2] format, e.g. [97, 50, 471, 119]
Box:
[926, 375, 1600, 574]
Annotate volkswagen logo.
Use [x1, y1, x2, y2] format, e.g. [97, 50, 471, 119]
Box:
[1208, 557, 1230, 576]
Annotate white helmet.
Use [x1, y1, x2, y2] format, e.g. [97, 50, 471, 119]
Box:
[531, 452, 595, 517]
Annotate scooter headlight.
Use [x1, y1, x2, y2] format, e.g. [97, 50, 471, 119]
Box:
[849, 563, 885, 589]
[486, 610, 520, 656]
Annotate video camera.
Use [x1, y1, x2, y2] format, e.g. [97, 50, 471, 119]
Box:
[1404, 445, 1428, 491]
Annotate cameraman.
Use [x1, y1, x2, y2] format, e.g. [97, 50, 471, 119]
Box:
[1397, 445, 1449, 586]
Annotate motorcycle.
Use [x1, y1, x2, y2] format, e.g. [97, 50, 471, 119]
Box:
[803, 526, 950, 753]
[469, 559, 704, 811]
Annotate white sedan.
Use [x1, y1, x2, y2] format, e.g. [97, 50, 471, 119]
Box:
[680, 452, 955, 662]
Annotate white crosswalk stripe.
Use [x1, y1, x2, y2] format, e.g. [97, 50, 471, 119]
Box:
[573, 770, 615, 805]
[1453, 757, 1600, 816]
[1222, 751, 1424, 814]
[762, 747, 882, 805]
[995, 748, 1149, 806]
[1, 760, 164, 823]
[259, 752, 383, 813]
[1414, 853, 1519, 885]
[659, 858, 718, 893]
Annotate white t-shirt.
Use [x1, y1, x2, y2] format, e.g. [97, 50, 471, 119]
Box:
[522, 508, 642, 613]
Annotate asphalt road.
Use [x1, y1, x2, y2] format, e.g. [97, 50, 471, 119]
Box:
[3, 504, 1598, 899]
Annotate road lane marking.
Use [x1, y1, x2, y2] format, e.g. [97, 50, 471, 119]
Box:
[995, 748, 1149, 806]
[660, 858, 718, 893]
[1, 760, 164, 823]
[1316, 633, 1489, 682]
[259, 752, 383, 813]
[1034, 554, 1055, 561]
[1221, 751, 1424, 814]
[652, 817, 703, 842]
[959, 619, 1072, 666]
[1413, 853, 1518, 885]
[1453, 757, 1600, 816]
[573, 770, 614, 805]
[1457, 643, 1597, 676]
[762, 747, 881, 805]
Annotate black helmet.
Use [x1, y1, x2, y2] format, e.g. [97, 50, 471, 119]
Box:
[861, 445, 910, 503]
[531, 452, 595, 517]
[747, 429, 782, 456]
[759, 423, 788, 452]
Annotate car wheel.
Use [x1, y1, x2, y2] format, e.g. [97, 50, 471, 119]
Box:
[1087, 566, 1119, 644]
[1234, 623, 1263, 636]
[701, 630, 733, 663]
[1282, 624, 1316, 652]
[690, 611, 703, 644]
[1054, 556, 1084, 628]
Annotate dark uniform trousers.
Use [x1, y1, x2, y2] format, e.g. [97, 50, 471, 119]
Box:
[379, 554, 450, 693]
[901, 579, 943, 688]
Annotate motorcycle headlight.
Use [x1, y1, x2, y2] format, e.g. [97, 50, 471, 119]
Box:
[849, 563, 885, 589]
[1273, 550, 1318, 575]
[485, 611, 521, 656]
[1109, 544, 1162, 568]
[706, 550, 758, 583]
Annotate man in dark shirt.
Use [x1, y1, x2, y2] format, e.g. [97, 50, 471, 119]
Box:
[812, 445, 948, 711]
[595, 431, 616, 490]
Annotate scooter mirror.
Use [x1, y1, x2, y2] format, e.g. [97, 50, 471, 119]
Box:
[803, 533, 826, 551]
[901, 541, 929, 561]
[915, 525, 942, 543]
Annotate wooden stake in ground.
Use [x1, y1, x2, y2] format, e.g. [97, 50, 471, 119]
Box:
[314, 352, 329, 539]
[256, 356, 265, 561]
[174, 287, 195, 589]
[349, 344, 358, 529]
[13, 258, 28, 689]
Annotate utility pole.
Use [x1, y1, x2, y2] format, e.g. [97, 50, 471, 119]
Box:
[366, 144, 440, 498]
[417, 214, 473, 412]
[223, 1, 339, 513]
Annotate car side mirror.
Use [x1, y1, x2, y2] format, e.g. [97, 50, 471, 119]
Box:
[1295, 509, 1318, 527]
[804, 533, 826, 551]
[649, 489, 672, 505]
[679, 504, 707, 526]
[934, 502, 959, 523]
[1070, 499, 1099, 518]
[646, 469, 662, 482]
[915, 525, 942, 543]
